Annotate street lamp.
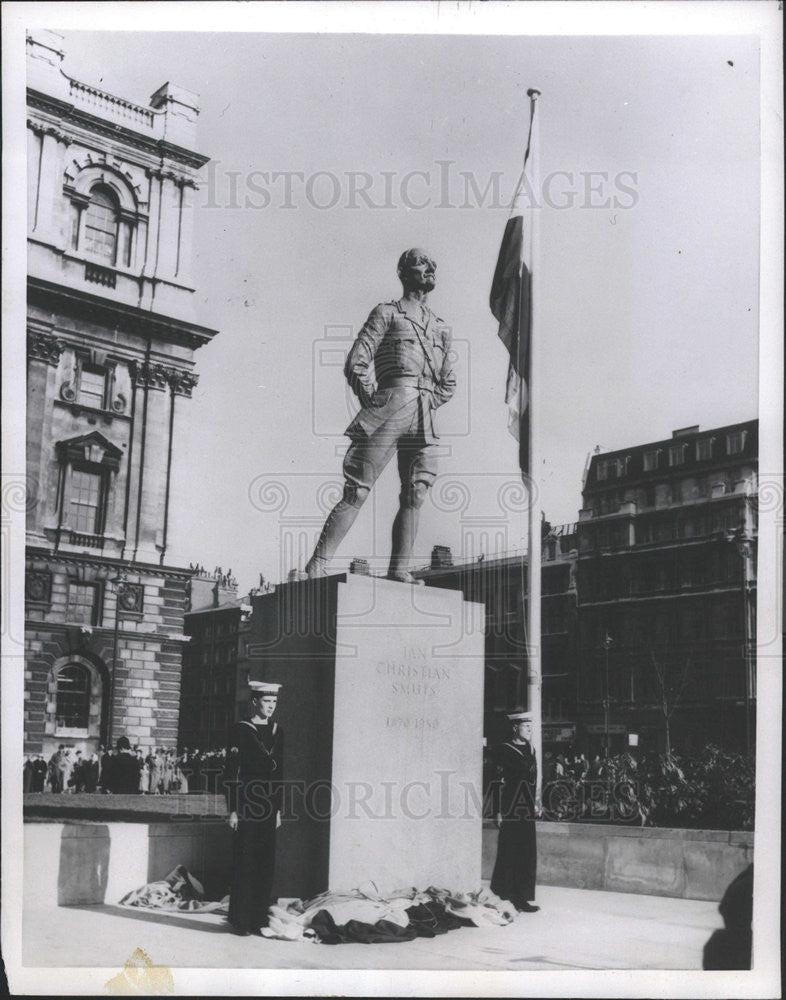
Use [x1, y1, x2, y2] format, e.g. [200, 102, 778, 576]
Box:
[725, 530, 755, 756]
[602, 633, 613, 758]
[108, 569, 129, 748]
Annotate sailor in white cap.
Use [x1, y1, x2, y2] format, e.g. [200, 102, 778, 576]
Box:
[490, 709, 540, 914]
[223, 679, 284, 935]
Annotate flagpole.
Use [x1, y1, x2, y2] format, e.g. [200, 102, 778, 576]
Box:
[525, 88, 542, 811]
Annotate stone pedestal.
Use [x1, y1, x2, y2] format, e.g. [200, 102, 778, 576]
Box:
[247, 573, 485, 899]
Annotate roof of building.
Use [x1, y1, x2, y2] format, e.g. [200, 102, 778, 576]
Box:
[584, 419, 758, 495]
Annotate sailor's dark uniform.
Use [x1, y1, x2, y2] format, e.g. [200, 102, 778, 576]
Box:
[224, 719, 284, 933]
[490, 739, 538, 909]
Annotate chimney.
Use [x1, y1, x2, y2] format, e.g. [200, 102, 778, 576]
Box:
[672, 425, 699, 438]
[349, 558, 370, 575]
[26, 29, 69, 99]
[430, 545, 453, 569]
[150, 82, 200, 148]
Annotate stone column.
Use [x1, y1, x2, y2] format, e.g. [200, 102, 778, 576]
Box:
[32, 129, 70, 247]
[154, 172, 183, 281]
[26, 331, 65, 538]
[27, 126, 42, 232]
[174, 180, 197, 285]
[130, 362, 170, 563]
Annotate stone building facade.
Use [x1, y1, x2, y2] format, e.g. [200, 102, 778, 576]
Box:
[415, 527, 580, 752]
[413, 418, 758, 758]
[24, 31, 218, 757]
[576, 419, 758, 754]
[178, 569, 247, 752]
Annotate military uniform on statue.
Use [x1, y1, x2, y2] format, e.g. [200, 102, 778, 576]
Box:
[223, 681, 284, 936]
[305, 248, 456, 584]
[490, 711, 540, 914]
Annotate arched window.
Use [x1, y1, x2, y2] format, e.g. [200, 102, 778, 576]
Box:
[56, 664, 91, 730]
[83, 187, 119, 263]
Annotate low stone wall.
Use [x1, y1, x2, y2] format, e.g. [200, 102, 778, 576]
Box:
[25, 813, 753, 908]
[24, 819, 233, 907]
[482, 821, 753, 901]
[23, 791, 224, 823]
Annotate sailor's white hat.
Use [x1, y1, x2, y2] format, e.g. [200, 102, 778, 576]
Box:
[248, 681, 282, 695]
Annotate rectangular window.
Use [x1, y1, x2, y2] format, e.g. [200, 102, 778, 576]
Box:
[643, 450, 660, 472]
[84, 200, 117, 261]
[727, 430, 747, 455]
[696, 438, 714, 461]
[655, 483, 672, 508]
[68, 468, 103, 533]
[596, 460, 610, 481]
[66, 583, 99, 625]
[77, 366, 106, 408]
[680, 516, 696, 539]
[56, 665, 92, 730]
[668, 444, 686, 467]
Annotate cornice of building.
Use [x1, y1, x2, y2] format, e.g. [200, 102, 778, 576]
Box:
[583, 419, 758, 498]
[577, 585, 753, 608]
[588, 419, 759, 463]
[579, 489, 757, 524]
[28, 276, 218, 352]
[185, 601, 245, 619]
[25, 546, 196, 581]
[583, 462, 759, 501]
[23, 618, 190, 643]
[27, 88, 209, 171]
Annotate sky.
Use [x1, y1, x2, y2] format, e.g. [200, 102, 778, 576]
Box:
[56, 29, 761, 593]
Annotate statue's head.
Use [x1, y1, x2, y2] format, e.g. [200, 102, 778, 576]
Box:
[397, 248, 436, 293]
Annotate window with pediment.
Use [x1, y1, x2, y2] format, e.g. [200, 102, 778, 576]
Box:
[68, 467, 103, 532]
[55, 432, 123, 543]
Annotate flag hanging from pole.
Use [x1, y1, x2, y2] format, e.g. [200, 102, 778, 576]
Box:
[490, 91, 540, 475]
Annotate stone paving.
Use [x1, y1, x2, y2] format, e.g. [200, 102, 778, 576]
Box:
[23, 883, 721, 971]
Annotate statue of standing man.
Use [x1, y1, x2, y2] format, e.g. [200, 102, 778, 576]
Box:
[306, 249, 455, 584]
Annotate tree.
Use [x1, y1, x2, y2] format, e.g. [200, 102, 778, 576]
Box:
[650, 649, 692, 756]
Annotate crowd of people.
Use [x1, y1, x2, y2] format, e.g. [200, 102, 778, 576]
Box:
[23, 739, 233, 795]
[543, 750, 608, 784]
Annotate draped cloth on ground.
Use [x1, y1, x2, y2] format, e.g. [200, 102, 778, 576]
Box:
[118, 870, 516, 940]
[119, 865, 229, 913]
[261, 886, 516, 943]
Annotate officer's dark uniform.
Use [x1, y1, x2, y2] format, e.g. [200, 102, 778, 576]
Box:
[224, 718, 284, 933]
[309, 298, 456, 574]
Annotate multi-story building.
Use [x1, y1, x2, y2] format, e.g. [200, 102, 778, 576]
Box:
[178, 573, 276, 751]
[24, 31, 218, 757]
[415, 526, 580, 752]
[178, 569, 244, 751]
[576, 420, 758, 754]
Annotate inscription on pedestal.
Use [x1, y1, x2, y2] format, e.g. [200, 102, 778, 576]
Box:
[329, 575, 484, 892]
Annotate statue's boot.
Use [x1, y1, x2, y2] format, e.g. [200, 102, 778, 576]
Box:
[305, 500, 361, 578]
[387, 506, 425, 585]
